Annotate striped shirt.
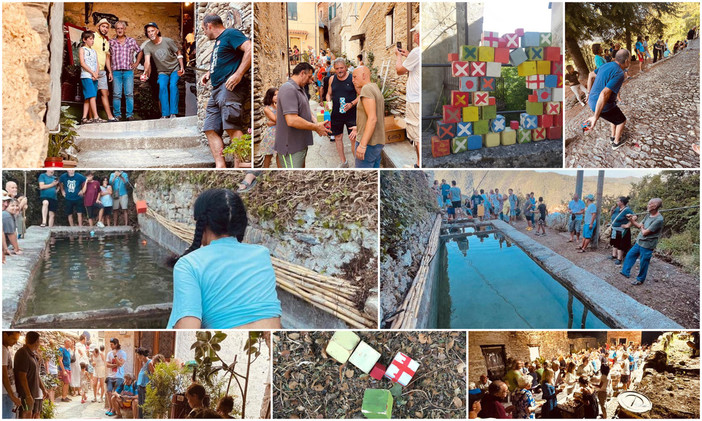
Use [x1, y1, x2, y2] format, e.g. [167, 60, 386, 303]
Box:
[109, 36, 140, 70]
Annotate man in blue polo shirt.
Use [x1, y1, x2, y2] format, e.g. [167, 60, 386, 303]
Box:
[567, 194, 586, 243]
[584, 49, 631, 150]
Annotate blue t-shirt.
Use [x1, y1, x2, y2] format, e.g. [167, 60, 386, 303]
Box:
[58, 347, 72, 371]
[569, 199, 586, 221]
[588, 61, 625, 113]
[594, 55, 606, 69]
[611, 206, 633, 227]
[38, 173, 58, 199]
[441, 183, 451, 198]
[116, 382, 137, 396]
[449, 186, 461, 201]
[635, 41, 644, 52]
[137, 359, 151, 387]
[167, 237, 282, 328]
[509, 194, 517, 208]
[59, 172, 86, 201]
[209, 28, 249, 88]
[584, 203, 597, 226]
[109, 172, 129, 197]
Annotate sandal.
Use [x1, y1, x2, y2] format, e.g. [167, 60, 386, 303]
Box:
[40, 223, 46, 227]
[81, 118, 91, 125]
[107, 118, 120, 122]
[94, 118, 107, 123]
[236, 178, 258, 194]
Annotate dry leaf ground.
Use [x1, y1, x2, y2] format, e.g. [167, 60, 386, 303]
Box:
[273, 331, 467, 419]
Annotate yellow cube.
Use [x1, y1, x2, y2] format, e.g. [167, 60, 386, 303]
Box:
[536, 61, 551, 75]
[478, 46, 495, 62]
[462, 106, 479, 122]
[517, 61, 537, 76]
[501, 129, 517, 145]
[483, 132, 501, 147]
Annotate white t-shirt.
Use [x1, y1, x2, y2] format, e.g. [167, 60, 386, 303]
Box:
[403, 47, 420, 103]
[2, 345, 15, 395]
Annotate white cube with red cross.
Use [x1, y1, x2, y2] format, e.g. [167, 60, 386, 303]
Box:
[384, 352, 419, 386]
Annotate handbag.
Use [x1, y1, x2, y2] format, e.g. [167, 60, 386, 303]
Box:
[604, 206, 629, 238]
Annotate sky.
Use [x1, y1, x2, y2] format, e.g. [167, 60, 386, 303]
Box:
[535, 169, 662, 179]
[482, 0, 553, 34]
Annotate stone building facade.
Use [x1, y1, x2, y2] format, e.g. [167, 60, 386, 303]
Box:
[252, 2, 288, 165]
[2, 2, 51, 167]
[607, 331, 643, 347]
[196, 2, 253, 149]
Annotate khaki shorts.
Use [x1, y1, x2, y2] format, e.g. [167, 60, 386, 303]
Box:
[279, 148, 308, 168]
[405, 102, 420, 143]
[113, 194, 129, 210]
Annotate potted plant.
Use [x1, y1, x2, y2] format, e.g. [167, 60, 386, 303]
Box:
[46, 106, 80, 167]
[222, 130, 253, 168]
[144, 360, 189, 419]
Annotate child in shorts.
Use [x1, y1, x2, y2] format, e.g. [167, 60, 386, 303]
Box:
[79, 31, 103, 124]
[536, 197, 548, 236]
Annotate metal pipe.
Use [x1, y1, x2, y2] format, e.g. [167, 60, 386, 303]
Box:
[423, 110, 527, 120]
[422, 63, 515, 68]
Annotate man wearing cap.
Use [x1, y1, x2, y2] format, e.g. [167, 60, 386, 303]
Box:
[200, 14, 252, 168]
[395, 24, 421, 168]
[104, 338, 127, 412]
[109, 21, 140, 121]
[142, 22, 185, 119]
[567, 194, 586, 243]
[93, 18, 118, 122]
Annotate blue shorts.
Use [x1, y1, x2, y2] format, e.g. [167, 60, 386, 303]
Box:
[81, 78, 98, 99]
[354, 142, 384, 168]
[106, 377, 124, 393]
[583, 223, 596, 239]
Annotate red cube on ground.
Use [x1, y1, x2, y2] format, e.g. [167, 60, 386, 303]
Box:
[510, 120, 519, 130]
[136, 200, 148, 214]
[547, 126, 562, 139]
[431, 136, 451, 157]
[370, 362, 386, 381]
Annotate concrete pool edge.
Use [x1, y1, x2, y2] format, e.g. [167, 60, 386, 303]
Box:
[492, 220, 683, 329]
[14, 303, 171, 328]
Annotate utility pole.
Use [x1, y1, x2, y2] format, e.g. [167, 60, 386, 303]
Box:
[592, 170, 605, 248]
[575, 170, 584, 199]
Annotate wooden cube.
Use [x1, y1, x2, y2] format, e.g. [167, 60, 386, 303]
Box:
[525, 47, 544, 61]
[480, 76, 496, 91]
[467, 135, 483, 150]
[520, 113, 538, 129]
[557, 75, 563, 88]
[490, 115, 506, 132]
[552, 113, 564, 127]
[551, 60, 563, 75]
[528, 94, 538, 102]
[349, 341, 381, 374]
[443, 105, 462, 123]
[539, 114, 554, 127]
[525, 101, 544, 115]
[456, 122, 473, 137]
[536, 60, 551, 75]
[462, 106, 479, 122]
[521, 32, 540, 47]
[509, 48, 528, 67]
[136, 200, 148, 214]
[469, 62, 486, 77]
[526, 75, 546, 90]
[501, 129, 517, 145]
[326, 331, 360, 364]
[459, 76, 479, 92]
[551, 88, 564, 101]
[485, 62, 502, 77]
[539, 32, 553, 46]
[488, 97, 496, 106]
[460, 45, 479, 61]
[473, 119, 489, 135]
[514, 28, 525, 37]
[532, 127, 547, 141]
[362, 389, 393, 419]
[517, 61, 537, 76]
[545, 101, 561, 115]
[447, 53, 459, 62]
[544, 75, 558, 88]
[451, 136, 468, 153]
[493, 47, 510, 63]
[544, 46, 561, 61]
[451, 91, 470, 107]
[370, 363, 386, 381]
[472, 91, 489, 106]
[483, 132, 500, 147]
[436, 121, 456, 140]
[431, 136, 451, 157]
[536, 88, 552, 103]
[502, 33, 520, 49]
[478, 46, 494, 62]
[547, 126, 562, 140]
[481, 31, 501, 47]
[517, 129, 532, 143]
[481, 104, 497, 120]
[451, 61, 471, 77]
[510, 120, 519, 130]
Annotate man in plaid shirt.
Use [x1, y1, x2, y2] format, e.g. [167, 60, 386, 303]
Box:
[109, 21, 140, 121]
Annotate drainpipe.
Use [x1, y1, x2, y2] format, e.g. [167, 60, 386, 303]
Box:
[592, 170, 605, 248]
[286, 3, 291, 77]
[407, 2, 412, 49]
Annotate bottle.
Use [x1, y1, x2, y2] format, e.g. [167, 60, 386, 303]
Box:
[323, 110, 331, 130]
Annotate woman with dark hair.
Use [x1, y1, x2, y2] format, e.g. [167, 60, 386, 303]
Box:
[592, 43, 606, 69]
[609, 196, 633, 265]
[167, 189, 281, 329]
[260, 88, 278, 168]
[216, 395, 235, 418]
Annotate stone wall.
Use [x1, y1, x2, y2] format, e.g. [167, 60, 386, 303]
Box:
[252, 2, 288, 164]
[104, 330, 137, 376]
[2, 2, 51, 168]
[196, 2, 253, 147]
[607, 331, 643, 346]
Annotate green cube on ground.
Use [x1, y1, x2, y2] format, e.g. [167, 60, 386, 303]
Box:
[517, 129, 532, 143]
[326, 331, 360, 364]
[473, 120, 489, 135]
[451, 136, 468, 153]
[362, 389, 393, 419]
[501, 129, 517, 145]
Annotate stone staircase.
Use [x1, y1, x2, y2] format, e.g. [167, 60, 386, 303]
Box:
[75, 116, 215, 168]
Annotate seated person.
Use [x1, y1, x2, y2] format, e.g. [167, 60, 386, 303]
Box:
[108, 373, 138, 418]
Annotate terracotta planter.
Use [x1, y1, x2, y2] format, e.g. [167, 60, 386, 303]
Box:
[44, 157, 64, 167]
[234, 157, 252, 168]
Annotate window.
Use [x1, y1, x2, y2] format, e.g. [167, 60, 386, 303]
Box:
[528, 346, 540, 362]
[288, 3, 297, 20]
[328, 3, 336, 20]
[481, 345, 507, 381]
[385, 8, 394, 47]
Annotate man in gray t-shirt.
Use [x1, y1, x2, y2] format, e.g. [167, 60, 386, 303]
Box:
[620, 198, 665, 285]
[142, 22, 185, 118]
[274, 62, 331, 168]
[13, 331, 46, 418]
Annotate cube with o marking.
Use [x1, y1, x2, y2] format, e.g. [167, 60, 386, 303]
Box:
[459, 76, 479, 92]
[325, 331, 360, 364]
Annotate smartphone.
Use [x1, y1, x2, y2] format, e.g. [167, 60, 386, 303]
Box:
[396, 42, 402, 50]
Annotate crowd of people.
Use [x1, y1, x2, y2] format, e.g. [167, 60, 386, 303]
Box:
[259, 25, 420, 168]
[469, 342, 652, 419]
[2, 171, 133, 263]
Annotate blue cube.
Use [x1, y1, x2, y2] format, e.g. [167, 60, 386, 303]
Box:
[490, 115, 506, 133]
[544, 75, 558, 88]
[536, 88, 552, 102]
[467, 135, 483, 150]
[521, 32, 540, 47]
[456, 122, 473, 137]
[520, 113, 538, 130]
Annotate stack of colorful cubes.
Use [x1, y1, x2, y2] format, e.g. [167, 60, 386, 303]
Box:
[325, 331, 420, 419]
[432, 28, 563, 157]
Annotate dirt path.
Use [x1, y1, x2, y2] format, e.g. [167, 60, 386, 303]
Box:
[565, 38, 700, 168]
[508, 219, 699, 328]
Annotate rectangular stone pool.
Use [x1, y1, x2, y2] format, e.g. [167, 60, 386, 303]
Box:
[23, 232, 173, 318]
[433, 227, 610, 329]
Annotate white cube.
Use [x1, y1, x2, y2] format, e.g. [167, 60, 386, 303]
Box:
[485, 62, 502, 77]
[348, 341, 381, 373]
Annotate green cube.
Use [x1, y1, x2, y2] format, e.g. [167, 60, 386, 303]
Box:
[525, 47, 544, 61]
[451, 136, 468, 153]
[325, 331, 360, 364]
[460, 45, 479, 61]
[473, 120, 489, 135]
[525, 101, 543, 116]
[362, 389, 393, 419]
[480, 105, 497, 120]
[517, 129, 532, 143]
[539, 32, 552, 46]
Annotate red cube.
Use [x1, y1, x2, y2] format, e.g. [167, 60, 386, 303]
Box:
[510, 121, 519, 130]
[528, 94, 537, 102]
[544, 46, 561, 61]
[493, 47, 510, 64]
[431, 136, 451, 158]
[136, 200, 148, 214]
[370, 362, 387, 381]
[538, 114, 554, 127]
[547, 126, 562, 140]
[448, 53, 459, 62]
[553, 113, 564, 127]
[488, 97, 496, 106]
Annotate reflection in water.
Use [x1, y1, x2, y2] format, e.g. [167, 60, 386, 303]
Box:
[25, 233, 173, 317]
[434, 231, 610, 329]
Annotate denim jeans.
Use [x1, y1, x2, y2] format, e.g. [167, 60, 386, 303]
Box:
[621, 243, 654, 282]
[354, 142, 384, 168]
[3, 393, 15, 418]
[112, 70, 134, 118]
[157, 71, 180, 117]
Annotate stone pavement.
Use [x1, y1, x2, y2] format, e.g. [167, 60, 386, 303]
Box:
[565, 38, 700, 168]
[306, 97, 355, 168]
[54, 396, 117, 419]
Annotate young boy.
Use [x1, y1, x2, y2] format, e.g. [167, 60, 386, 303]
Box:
[79, 31, 103, 124]
[536, 196, 548, 236]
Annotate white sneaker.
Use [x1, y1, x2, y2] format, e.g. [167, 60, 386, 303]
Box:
[339, 161, 349, 168]
[96, 222, 105, 228]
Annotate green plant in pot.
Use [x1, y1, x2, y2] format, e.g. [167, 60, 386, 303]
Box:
[46, 106, 80, 167]
[143, 360, 190, 418]
[222, 131, 252, 168]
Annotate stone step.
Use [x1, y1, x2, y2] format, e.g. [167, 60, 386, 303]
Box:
[77, 145, 216, 168]
[76, 127, 201, 150]
[76, 115, 198, 134]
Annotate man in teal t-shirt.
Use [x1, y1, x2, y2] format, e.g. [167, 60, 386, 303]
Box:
[58, 170, 86, 226]
[109, 171, 129, 226]
[38, 170, 59, 227]
[568, 194, 586, 243]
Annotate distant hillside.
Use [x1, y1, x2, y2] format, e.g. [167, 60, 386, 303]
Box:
[428, 170, 640, 206]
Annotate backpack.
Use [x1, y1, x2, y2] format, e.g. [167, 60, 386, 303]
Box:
[582, 391, 599, 418]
